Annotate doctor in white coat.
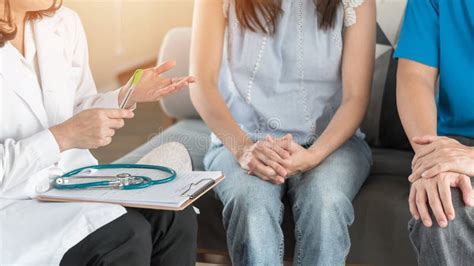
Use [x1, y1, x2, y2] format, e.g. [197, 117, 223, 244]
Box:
[0, 0, 197, 265]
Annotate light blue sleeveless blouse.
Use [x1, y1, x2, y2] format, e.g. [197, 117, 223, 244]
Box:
[214, 0, 365, 146]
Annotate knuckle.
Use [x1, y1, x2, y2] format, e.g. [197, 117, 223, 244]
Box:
[98, 139, 106, 146]
[95, 109, 105, 117]
[429, 200, 440, 208]
[416, 199, 425, 205]
[93, 140, 102, 148]
[98, 114, 107, 122]
[248, 160, 256, 168]
[439, 172, 448, 179]
[99, 128, 108, 137]
[454, 157, 462, 164]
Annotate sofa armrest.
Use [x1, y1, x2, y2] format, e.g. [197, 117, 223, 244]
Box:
[158, 27, 200, 120]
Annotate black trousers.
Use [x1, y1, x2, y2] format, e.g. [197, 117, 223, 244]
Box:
[60, 207, 197, 266]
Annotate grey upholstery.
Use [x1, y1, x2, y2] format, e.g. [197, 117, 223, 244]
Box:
[116, 120, 210, 171]
[158, 28, 200, 120]
[119, 1, 419, 263]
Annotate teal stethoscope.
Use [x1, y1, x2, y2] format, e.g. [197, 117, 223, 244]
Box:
[53, 164, 176, 190]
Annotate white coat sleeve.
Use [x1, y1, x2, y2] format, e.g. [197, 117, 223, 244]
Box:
[70, 12, 122, 113]
[0, 130, 61, 199]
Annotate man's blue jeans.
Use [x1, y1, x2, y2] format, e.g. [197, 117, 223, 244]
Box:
[204, 136, 372, 266]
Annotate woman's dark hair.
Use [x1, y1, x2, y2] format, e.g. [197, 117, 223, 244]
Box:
[234, 0, 341, 34]
[0, 0, 62, 47]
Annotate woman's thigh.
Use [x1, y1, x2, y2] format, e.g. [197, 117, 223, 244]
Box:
[287, 136, 372, 206]
[204, 145, 285, 211]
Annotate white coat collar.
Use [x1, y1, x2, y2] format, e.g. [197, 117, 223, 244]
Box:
[2, 42, 50, 128]
[33, 12, 69, 126]
[1, 13, 67, 128]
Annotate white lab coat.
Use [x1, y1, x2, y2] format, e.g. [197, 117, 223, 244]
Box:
[0, 7, 127, 265]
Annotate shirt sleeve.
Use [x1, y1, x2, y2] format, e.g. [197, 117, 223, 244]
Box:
[342, 0, 365, 27]
[0, 130, 61, 199]
[223, 0, 230, 18]
[394, 0, 440, 68]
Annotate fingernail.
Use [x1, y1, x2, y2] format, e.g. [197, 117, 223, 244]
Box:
[448, 214, 455, 220]
[439, 220, 447, 228]
[424, 220, 432, 227]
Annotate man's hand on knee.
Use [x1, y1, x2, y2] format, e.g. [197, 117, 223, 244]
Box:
[408, 135, 474, 182]
[409, 172, 474, 228]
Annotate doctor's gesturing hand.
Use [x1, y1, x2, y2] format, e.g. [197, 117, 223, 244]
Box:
[50, 109, 134, 152]
[118, 60, 195, 109]
[50, 60, 194, 152]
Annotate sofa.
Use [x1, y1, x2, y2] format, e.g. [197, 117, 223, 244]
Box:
[116, 1, 417, 264]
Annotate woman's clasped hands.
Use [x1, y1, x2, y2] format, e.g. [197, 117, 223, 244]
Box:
[238, 134, 318, 185]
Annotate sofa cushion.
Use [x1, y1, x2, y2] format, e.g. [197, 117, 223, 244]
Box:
[371, 148, 413, 177]
[361, 0, 411, 150]
[114, 120, 211, 171]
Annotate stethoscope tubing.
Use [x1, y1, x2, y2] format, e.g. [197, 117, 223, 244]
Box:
[55, 164, 177, 190]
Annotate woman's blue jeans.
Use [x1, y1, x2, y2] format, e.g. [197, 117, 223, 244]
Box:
[204, 136, 372, 266]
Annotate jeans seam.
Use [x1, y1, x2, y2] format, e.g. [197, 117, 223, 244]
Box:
[293, 203, 303, 266]
[279, 203, 285, 264]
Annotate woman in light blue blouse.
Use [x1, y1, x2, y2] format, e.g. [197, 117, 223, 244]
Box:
[190, 0, 375, 265]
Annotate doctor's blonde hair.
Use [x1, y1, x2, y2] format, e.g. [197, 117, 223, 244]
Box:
[0, 0, 62, 47]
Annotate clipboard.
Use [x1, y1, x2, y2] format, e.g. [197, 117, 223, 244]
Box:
[38, 171, 224, 211]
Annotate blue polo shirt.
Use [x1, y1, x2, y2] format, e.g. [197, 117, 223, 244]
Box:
[394, 0, 474, 138]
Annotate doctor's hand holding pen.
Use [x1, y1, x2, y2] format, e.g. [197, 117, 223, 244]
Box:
[50, 60, 194, 152]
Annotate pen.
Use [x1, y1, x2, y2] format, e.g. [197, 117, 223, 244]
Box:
[120, 69, 144, 109]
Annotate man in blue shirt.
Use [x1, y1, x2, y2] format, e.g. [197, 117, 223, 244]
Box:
[395, 0, 474, 264]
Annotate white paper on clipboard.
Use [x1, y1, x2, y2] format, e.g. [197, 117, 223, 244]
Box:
[39, 170, 223, 209]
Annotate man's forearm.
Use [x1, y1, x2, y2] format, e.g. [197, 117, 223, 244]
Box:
[396, 60, 438, 152]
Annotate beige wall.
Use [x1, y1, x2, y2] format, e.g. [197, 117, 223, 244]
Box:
[65, 0, 194, 91]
